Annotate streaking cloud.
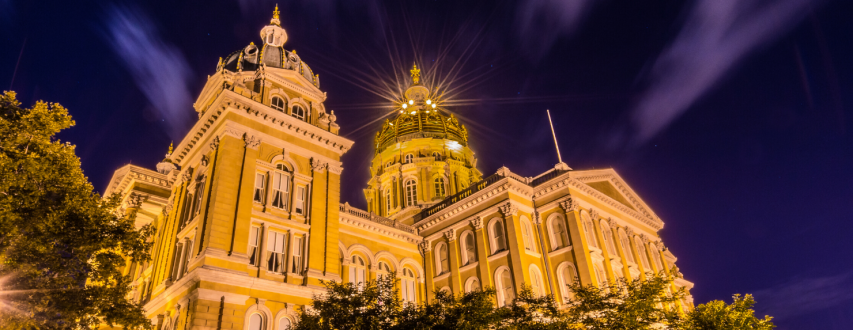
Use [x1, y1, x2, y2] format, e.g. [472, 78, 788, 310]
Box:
[631, 0, 821, 143]
[102, 5, 195, 141]
[514, 0, 596, 59]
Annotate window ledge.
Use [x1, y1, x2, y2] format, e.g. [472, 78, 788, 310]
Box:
[433, 272, 451, 282]
[487, 250, 509, 262]
[459, 261, 479, 273]
[265, 271, 286, 278]
[549, 246, 573, 257]
[524, 249, 542, 258]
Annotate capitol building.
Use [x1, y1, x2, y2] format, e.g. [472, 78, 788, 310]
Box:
[106, 8, 693, 330]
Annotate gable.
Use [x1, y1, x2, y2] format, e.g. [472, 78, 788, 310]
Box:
[585, 181, 636, 211]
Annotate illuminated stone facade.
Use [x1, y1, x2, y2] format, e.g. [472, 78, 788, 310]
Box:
[104, 8, 693, 330]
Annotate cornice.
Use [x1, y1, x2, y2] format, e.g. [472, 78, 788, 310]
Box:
[105, 164, 173, 197]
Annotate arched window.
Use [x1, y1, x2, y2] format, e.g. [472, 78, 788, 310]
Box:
[248, 313, 264, 330]
[461, 231, 477, 265]
[600, 223, 617, 256]
[432, 152, 441, 161]
[619, 230, 635, 263]
[271, 96, 285, 112]
[557, 263, 578, 303]
[350, 255, 367, 287]
[520, 216, 535, 252]
[270, 169, 291, 210]
[435, 242, 449, 275]
[404, 179, 417, 207]
[549, 216, 569, 251]
[529, 265, 544, 298]
[278, 318, 291, 330]
[489, 219, 506, 254]
[401, 268, 417, 304]
[496, 268, 514, 307]
[434, 177, 446, 197]
[404, 154, 414, 164]
[594, 263, 606, 287]
[465, 277, 481, 293]
[582, 214, 598, 248]
[635, 239, 651, 271]
[377, 261, 392, 279]
[291, 105, 305, 121]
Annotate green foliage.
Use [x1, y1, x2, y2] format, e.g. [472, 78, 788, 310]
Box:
[685, 294, 775, 330]
[294, 271, 775, 330]
[0, 91, 153, 329]
[563, 273, 686, 329]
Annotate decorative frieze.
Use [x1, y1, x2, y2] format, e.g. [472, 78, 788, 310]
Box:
[243, 134, 261, 149]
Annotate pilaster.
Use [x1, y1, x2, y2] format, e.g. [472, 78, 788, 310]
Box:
[499, 202, 527, 292]
[444, 228, 462, 294]
[471, 217, 492, 289]
[560, 197, 596, 286]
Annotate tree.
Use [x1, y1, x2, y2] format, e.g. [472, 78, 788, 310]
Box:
[684, 294, 775, 330]
[294, 275, 401, 330]
[496, 285, 570, 330]
[563, 273, 686, 330]
[0, 91, 153, 329]
[395, 287, 502, 330]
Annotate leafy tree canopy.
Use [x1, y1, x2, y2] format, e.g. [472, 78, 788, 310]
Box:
[0, 91, 153, 329]
[295, 270, 774, 330]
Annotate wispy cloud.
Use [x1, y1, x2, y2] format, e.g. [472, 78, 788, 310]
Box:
[753, 272, 853, 319]
[630, 0, 821, 143]
[514, 0, 596, 59]
[102, 5, 195, 141]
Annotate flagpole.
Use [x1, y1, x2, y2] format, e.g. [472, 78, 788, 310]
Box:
[546, 110, 563, 164]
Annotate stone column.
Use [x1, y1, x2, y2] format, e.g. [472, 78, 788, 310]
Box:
[499, 202, 527, 292]
[445, 228, 462, 294]
[593, 218, 616, 285]
[559, 197, 596, 286]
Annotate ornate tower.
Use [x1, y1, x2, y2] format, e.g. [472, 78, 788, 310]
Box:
[364, 64, 482, 223]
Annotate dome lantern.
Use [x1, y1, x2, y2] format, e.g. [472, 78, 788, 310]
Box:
[260, 5, 287, 47]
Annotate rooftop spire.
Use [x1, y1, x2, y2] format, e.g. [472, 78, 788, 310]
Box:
[271, 4, 281, 26]
[410, 63, 421, 85]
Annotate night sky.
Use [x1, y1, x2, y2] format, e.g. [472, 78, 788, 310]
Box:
[3, 0, 852, 328]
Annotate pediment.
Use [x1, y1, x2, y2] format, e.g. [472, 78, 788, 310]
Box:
[571, 169, 661, 226]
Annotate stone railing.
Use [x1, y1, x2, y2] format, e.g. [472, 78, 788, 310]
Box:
[339, 203, 416, 234]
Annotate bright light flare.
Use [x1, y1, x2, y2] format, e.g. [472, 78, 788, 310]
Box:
[402, 103, 407, 109]
[408, 100, 414, 105]
[426, 99, 432, 104]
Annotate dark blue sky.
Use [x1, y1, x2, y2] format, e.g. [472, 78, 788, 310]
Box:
[3, 0, 852, 328]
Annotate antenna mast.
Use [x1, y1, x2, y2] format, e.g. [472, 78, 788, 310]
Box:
[546, 110, 563, 164]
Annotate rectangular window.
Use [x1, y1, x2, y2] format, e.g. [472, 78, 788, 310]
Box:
[267, 231, 286, 273]
[291, 236, 303, 274]
[253, 173, 266, 203]
[182, 239, 194, 276]
[192, 183, 204, 217]
[170, 242, 184, 280]
[248, 226, 260, 266]
[271, 172, 290, 210]
[294, 186, 305, 214]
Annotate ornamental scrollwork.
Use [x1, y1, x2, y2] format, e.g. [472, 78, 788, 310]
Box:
[498, 202, 518, 217]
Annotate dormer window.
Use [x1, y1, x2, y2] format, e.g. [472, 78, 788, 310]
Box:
[271, 96, 285, 112]
[404, 154, 414, 164]
[433, 152, 441, 161]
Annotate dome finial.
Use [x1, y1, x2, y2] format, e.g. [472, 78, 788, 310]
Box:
[271, 4, 281, 26]
[168, 141, 174, 155]
[410, 63, 420, 85]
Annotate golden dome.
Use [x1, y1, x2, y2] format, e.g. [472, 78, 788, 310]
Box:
[374, 64, 468, 152]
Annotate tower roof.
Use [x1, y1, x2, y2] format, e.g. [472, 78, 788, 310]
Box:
[216, 6, 319, 88]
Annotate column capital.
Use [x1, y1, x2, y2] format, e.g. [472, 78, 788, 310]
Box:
[625, 227, 634, 237]
[559, 197, 579, 212]
[498, 202, 518, 217]
[607, 217, 619, 228]
[469, 216, 483, 230]
[310, 157, 327, 173]
[243, 134, 261, 150]
[209, 136, 221, 150]
[589, 208, 599, 221]
[532, 211, 542, 225]
[444, 228, 456, 242]
[419, 240, 431, 253]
